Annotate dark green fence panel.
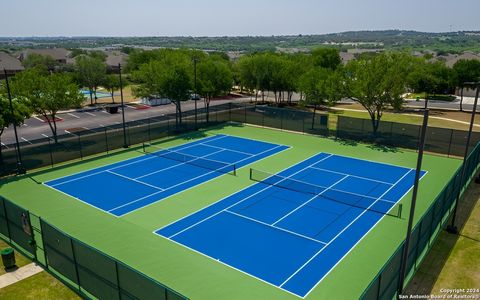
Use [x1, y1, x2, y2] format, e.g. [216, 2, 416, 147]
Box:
[117, 263, 168, 300]
[362, 137, 480, 299]
[4, 199, 34, 257]
[73, 240, 120, 299]
[0, 197, 8, 239]
[41, 221, 78, 284]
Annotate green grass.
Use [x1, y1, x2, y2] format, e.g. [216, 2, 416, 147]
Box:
[0, 271, 80, 299]
[0, 124, 462, 299]
[406, 177, 480, 295]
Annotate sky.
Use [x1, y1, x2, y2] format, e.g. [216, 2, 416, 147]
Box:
[1, 0, 480, 37]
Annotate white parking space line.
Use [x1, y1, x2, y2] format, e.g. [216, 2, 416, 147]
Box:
[41, 134, 50, 139]
[67, 113, 80, 119]
[85, 112, 96, 117]
[21, 137, 33, 144]
[1, 142, 9, 148]
[33, 116, 44, 122]
[100, 110, 109, 114]
[22, 123, 29, 127]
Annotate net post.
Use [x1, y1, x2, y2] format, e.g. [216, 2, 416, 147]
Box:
[249, 168, 253, 180]
[398, 204, 403, 218]
[142, 142, 146, 153]
[233, 165, 236, 176]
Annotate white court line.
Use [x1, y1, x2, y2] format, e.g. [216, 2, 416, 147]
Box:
[199, 142, 253, 156]
[42, 182, 119, 218]
[106, 170, 164, 191]
[272, 175, 350, 226]
[225, 210, 327, 245]
[49, 135, 228, 186]
[308, 166, 394, 186]
[110, 144, 286, 213]
[258, 171, 395, 203]
[279, 169, 413, 289]
[134, 148, 226, 180]
[67, 113, 80, 119]
[158, 232, 304, 299]
[21, 137, 32, 144]
[301, 169, 427, 299]
[124, 144, 291, 217]
[168, 154, 334, 239]
[85, 112, 96, 117]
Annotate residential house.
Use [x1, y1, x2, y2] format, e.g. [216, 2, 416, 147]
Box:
[0, 52, 24, 79]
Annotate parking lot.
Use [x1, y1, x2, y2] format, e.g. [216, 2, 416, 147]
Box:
[1, 98, 249, 148]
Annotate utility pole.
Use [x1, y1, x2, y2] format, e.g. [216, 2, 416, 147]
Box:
[118, 64, 128, 148]
[193, 56, 198, 127]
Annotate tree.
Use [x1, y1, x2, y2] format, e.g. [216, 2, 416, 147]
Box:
[11, 69, 84, 142]
[299, 67, 344, 128]
[133, 55, 192, 127]
[0, 94, 31, 162]
[21, 53, 57, 73]
[237, 55, 257, 99]
[452, 59, 480, 111]
[197, 56, 233, 122]
[75, 55, 107, 105]
[345, 53, 410, 134]
[407, 60, 453, 108]
[103, 74, 123, 103]
[311, 48, 342, 70]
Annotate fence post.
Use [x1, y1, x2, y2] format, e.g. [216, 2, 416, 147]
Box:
[104, 127, 109, 154]
[114, 261, 122, 299]
[48, 138, 54, 168]
[39, 218, 49, 270]
[69, 238, 81, 293]
[1, 198, 12, 242]
[26, 211, 38, 262]
[78, 135, 83, 160]
[148, 117, 152, 142]
[447, 129, 454, 157]
[244, 103, 247, 123]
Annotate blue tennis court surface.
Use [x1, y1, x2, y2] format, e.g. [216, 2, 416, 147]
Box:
[156, 153, 426, 298]
[45, 134, 288, 217]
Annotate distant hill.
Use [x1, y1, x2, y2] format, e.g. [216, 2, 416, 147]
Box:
[1, 30, 480, 53]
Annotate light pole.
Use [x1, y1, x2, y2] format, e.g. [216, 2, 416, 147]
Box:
[3, 69, 26, 174]
[447, 81, 480, 234]
[398, 108, 429, 294]
[193, 56, 198, 127]
[118, 63, 128, 148]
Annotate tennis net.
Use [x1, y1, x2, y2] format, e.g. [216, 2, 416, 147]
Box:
[250, 168, 403, 218]
[143, 142, 236, 175]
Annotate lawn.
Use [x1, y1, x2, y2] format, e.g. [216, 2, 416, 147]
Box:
[405, 176, 480, 296]
[0, 239, 31, 276]
[0, 271, 79, 299]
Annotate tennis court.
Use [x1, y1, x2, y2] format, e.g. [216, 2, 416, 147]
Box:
[157, 153, 426, 298]
[45, 134, 288, 217]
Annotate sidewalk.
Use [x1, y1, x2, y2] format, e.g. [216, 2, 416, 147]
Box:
[0, 263, 43, 289]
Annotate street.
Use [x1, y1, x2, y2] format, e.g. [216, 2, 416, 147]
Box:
[1, 97, 250, 148]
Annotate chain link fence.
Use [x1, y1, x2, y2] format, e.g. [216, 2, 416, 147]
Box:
[361, 140, 480, 299]
[0, 196, 187, 300]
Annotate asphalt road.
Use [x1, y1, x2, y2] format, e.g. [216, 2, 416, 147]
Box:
[1, 98, 250, 148]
